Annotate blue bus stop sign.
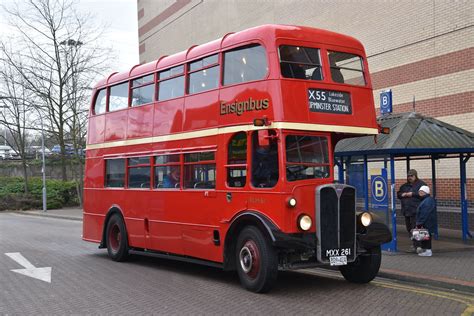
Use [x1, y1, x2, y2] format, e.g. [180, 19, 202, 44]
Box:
[380, 90, 392, 114]
[371, 169, 388, 209]
[370, 168, 395, 251]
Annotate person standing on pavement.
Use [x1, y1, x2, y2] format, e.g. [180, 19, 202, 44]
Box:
[415, 185, 437, 257]
[397, 169, 426, 250]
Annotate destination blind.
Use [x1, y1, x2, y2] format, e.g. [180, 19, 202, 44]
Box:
[308, 89, 352, 114]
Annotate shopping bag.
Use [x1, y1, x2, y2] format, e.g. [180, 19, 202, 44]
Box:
[410, 228, 431, 241]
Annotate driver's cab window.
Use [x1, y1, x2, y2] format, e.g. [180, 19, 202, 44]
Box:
[252, 130, 279, 188]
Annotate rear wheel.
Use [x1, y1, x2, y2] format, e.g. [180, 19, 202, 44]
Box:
[106, 214, 129, 262]
[235, 226, 278, 293]
[340, 245, 381, 283]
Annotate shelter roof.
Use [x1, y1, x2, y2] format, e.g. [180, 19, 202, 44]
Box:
[335, 112, 474, 157]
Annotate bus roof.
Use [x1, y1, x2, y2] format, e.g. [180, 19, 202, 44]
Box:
[95, 24, 365, 88]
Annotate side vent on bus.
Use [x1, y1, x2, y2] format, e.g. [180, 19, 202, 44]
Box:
[213, 230, 220, 246]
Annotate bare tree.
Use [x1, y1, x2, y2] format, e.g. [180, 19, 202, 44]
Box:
[0, 49, 34, 193]
[1, 0, 112, 186]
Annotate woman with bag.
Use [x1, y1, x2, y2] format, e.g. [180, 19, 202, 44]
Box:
[415, 185, 437, 257]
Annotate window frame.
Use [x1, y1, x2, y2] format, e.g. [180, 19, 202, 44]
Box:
[157, 65, 186, 102]
[108, 81, 131, 113]
[93, 88, 107, 115]
[127, 156, 152, 189]
[130, 73, 156, 107]
[153, 154, 182, 189]
[183, 151, 217, 190]
[186, 53, 220, 95]
[222, 42, 269, 87]
[226, 132, 248, 188]
[283, 132, 332, 182]
[104, 158, 126, 188]
[327, 50, 366, 86]
[278, 45, 323, 81]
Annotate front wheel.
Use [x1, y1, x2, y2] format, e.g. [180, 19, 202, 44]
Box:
[106, 213, 130, 262]
[340, 245, 381, 283]
[236, 226, 278, 293]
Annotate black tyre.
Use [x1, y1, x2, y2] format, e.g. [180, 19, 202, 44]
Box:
[235, 226, 278, 293]
[106, 213, 130, 262]
[340, 245, 381, 283]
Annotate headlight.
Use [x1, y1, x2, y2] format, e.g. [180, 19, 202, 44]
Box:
[287, 197, 297, 207]
[298, 214, 312, 231]
[361, 212, 372, 227]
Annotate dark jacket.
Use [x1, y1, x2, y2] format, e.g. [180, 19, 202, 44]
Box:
[416, 195, 437, 234]
[397, 179, 426, 216]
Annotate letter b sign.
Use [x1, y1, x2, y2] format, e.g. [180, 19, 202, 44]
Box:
[371, 173, 388, 205]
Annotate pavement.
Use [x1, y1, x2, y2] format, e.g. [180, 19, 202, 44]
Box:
[12, 207, 474, 293]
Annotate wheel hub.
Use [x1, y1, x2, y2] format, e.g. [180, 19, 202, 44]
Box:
[239, 240, 260, 279]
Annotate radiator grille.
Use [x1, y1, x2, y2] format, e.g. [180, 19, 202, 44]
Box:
[316, 184, 356, 263]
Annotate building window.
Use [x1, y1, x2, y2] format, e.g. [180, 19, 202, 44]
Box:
[128, 157, 151, 188]
[328, 51, 365, 86]
[227, 132, 247, 187]
[251, 130, 279, 188]
[183, 152, 216, 189]
[279, 45, 322, 80]
[109, 82, 129, 112]
[285, 135, 330, 181]
[131, 74, 155, 106]
[223, 44, 268, 85]
[93, 89, 107, 115]
[105, 159, 125, 187]
[158, 65, 185, 101]
[188, 54, 219, 94]
[154, 154, 181, 189]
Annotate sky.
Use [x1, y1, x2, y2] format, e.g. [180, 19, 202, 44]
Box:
[0, 0, 140, 73]
[76, 0, 139, 72]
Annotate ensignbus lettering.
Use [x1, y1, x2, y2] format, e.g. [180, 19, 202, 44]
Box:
[220, 97, 269, 116]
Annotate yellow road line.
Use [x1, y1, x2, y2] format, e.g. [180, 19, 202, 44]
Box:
[374, 282, 473, 309]
[301, 269, 474, 315]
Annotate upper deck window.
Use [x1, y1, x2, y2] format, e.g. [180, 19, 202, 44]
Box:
[328, 51, 365, 86]
[158, 65, 185, 101]
[109, 82, 129, 112]
[131, 74, 154, 106]
[279, 45, 322, 80]
[188, 54, 219, 94]
[93, 89, 106, 115]
[285, 135, 329, 181]
[223, 44, 268, 85]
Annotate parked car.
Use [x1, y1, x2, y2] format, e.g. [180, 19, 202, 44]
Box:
[0, 145, 14, 160]
[27, 146, 52, 159]
[51, 144, 84, 157]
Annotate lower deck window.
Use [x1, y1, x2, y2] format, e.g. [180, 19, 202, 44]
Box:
[183, 152, 216, 189]
[105, 159, 125, 187]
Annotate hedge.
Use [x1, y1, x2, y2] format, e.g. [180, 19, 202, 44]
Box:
[0, 177, 79, 210]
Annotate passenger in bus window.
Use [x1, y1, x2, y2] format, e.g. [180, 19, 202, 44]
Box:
[280, 46, 306, 79]
[330, 59, 345, 83]
[163, 167, 180, 188]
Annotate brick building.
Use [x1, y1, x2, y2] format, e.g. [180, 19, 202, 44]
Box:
[136, 0, 473, 228]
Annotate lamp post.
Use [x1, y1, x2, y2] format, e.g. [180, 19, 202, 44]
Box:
[0, 96, 47, 212]
[36, 107, 47, 212]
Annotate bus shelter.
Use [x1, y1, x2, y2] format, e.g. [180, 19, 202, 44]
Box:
[335, 112, 474, 251]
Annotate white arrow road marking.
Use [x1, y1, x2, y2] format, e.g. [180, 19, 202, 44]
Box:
[5, 252, 52, 283]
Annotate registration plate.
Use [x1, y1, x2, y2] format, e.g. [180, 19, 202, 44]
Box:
[329, 255, 347, 266]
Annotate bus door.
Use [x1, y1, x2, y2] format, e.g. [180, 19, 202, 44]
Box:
[180, 150, 221, 262]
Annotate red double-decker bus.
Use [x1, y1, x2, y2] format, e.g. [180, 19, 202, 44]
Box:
[83, 24, 391, 293]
